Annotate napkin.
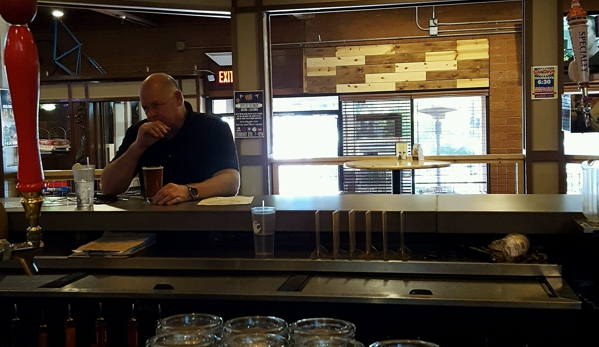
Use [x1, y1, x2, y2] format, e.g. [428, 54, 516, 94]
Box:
[197, 196, 254, 205]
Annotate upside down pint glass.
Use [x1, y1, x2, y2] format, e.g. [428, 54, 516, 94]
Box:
[582, 160, 599, 224]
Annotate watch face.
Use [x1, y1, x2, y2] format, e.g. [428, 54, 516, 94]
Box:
[188, 185, 198, 197]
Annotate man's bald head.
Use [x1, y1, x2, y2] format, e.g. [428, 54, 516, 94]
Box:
[141, 73, 181, 95]
[139, 73, 186, 131]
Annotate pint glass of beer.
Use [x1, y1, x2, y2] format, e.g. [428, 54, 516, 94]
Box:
[142, 166, 163, 202]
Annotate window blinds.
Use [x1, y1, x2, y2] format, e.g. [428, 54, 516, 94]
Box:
[341, 95, 412, 193]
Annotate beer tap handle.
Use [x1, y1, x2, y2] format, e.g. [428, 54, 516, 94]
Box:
[12, 304, 22, 347]
[155, 304, 162, 335]
[127, 303, 138, 347]
[65, 304, 76, 347]
[95, 303, 107, 347]
[38, 310, 49, 347]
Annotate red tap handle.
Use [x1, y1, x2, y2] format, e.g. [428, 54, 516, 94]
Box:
[0, 0, 45, 192]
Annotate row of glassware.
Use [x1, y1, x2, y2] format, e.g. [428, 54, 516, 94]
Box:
[148, 313, 438, 347]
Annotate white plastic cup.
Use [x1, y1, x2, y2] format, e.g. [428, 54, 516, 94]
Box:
[72, 164, 95, 208]
[251, 206, 276, 258]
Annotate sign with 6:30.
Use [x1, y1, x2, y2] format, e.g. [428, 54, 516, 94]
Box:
[531, 66, 557, 100]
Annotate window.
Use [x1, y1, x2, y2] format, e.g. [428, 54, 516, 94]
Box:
[412, 96, 488, 194]
[214, 94, 489, 195]
[563, 91, 599, 195]
[341, 94, 488, 194]
[211, 98, 235, 135]
[273, 96, 340, 195]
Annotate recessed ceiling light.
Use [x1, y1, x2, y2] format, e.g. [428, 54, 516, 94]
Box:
[41, 104, 56, 111]
[52, 9, 64, 18]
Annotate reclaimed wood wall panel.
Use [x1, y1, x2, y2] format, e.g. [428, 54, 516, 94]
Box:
[427, 69, 489, 80]
[395, 41, 458, 53]
[366, 71, 426, 83]
[305, 38, 489, 94]
[336, 70, 365, 84]
[307, 56, 365, 68]
[336, 82, 396, 93]
[306, 66, 337, 76]
[395, 61, 458, 72]
[396, 80, 458, 91]
[336, 45, 395, 56]
[366, 52, 426, 64]
[425, 51, 458, 61]
[306, 76, 338, 94]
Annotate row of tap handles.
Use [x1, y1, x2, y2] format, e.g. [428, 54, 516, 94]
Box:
[310, 210, 410, 261]
[9, 302, 139, 347]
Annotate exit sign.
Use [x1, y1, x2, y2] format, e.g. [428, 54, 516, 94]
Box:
[218, 70, 233, 84]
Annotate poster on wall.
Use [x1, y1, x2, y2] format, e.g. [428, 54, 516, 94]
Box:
[0, 89, 16, 147]
[234, 91, 264, 138]
[531, 66, 557, 100]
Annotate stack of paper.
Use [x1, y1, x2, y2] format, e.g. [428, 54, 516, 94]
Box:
[70, 231, 156, 258]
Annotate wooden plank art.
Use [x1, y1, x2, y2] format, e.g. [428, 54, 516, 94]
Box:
[305, 38, 489, 94]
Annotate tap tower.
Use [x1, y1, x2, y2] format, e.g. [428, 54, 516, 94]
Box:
[567, 0, 592, 126]
[0, 0, 45, 275]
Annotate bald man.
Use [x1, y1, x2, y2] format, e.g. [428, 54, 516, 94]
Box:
[101, 73, 240, 205]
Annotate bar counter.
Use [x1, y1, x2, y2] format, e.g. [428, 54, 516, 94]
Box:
[0, 194, 597, 346]
[1, 194, 585, 233]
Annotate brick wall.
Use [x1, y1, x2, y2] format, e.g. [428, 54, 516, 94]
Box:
[489, 34, 523, 193]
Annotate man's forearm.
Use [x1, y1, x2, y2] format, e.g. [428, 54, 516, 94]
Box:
[194, 169, 240, 199]
[101, 143, 146, 195]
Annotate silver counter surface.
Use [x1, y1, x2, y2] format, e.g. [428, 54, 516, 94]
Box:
[1, 194, 585, 234]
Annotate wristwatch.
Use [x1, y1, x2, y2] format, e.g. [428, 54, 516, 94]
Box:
[186, 184, 199, 200]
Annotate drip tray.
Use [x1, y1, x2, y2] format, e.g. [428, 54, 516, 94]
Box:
[0, 273, 581, 309]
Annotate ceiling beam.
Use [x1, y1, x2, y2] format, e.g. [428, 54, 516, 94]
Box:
[38, 0, 231, 18]
[92, 9, 158, 27]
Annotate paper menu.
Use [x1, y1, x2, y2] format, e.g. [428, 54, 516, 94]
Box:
[197, 196, 254, 205]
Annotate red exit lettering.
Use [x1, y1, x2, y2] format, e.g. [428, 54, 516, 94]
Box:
[218, 70, 233, 83]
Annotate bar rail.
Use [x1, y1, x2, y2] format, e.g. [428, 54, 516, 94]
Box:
[271, 154, 526, 194]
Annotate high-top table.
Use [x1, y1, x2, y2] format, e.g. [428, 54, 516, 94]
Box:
[344, 157, 451, 194]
